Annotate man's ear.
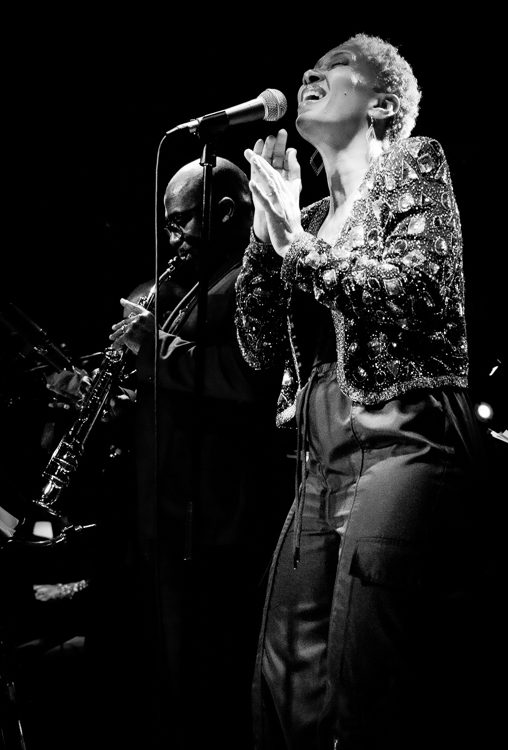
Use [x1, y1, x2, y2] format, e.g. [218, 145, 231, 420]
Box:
[217, 196, 235, 224]
[370, 92, 400, 122]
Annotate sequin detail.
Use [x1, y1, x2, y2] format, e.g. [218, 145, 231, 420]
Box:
[235, 137, 468, 417]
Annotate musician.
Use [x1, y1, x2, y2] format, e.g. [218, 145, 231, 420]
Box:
[107, 157, 293, 750]
[235, 34, 495, 750]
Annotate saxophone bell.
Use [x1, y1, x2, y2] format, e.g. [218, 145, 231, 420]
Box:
[9, 500, 96, 548]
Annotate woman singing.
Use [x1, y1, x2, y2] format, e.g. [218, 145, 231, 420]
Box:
[236, 33, 487, 750]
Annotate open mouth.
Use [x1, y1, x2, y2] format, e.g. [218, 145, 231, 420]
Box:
[301, 86, 326, 103]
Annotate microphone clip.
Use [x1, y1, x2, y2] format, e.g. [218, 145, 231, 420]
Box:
[166, 110, 230, 138]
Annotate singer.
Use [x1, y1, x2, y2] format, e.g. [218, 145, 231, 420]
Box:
[236, 34, 491, 749]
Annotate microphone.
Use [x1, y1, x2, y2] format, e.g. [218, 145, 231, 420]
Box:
[166, 89, 287, 136]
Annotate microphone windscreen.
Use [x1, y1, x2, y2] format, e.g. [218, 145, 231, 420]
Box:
[260, 89, 287, 122]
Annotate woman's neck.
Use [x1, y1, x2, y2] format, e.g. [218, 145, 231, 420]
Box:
[320, 138, 372, 212]
[312, 137, 374, 244]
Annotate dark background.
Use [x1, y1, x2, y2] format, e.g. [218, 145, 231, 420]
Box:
[1, 13, 506, 749]
[3, 11, 506, 411]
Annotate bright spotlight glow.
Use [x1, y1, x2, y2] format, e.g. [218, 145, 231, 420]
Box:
[475, 402, 494, 422]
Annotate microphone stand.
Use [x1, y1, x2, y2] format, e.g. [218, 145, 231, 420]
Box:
[184, 134, 216, 563]
[163, 118, 232, 744]
[179, 130, 216, 747]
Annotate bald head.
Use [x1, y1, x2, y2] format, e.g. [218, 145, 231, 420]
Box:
[163, 157, 253, 274]
[164, 157, 252, 219]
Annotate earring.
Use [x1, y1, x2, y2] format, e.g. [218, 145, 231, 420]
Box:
[366, 115, 383, 162]
[366, 115, 376, 144]
[309, 149, 324, 176]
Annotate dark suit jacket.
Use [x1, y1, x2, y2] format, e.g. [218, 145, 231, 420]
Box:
[135, 254, 293, 552]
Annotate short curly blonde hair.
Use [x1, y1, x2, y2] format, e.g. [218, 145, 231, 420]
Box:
[345, 33, 421, 143]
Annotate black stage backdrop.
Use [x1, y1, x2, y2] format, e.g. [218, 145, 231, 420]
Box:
[4, 11, 506, 419]
[1, 12, 506, 749]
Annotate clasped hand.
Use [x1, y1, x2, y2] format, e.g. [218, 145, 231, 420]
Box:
[245, 129, 303, 258]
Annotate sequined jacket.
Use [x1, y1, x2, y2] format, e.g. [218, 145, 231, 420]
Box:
[235, 136, 469, 425]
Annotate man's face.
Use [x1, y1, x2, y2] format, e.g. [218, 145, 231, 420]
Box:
[163, 170, 235, 279]
[163, 184, 203, 270]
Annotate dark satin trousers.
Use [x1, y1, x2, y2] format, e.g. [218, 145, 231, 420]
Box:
[253, 363, 488, 750]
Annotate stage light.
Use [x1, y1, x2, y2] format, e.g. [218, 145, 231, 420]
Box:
[474, 402, 494, 422]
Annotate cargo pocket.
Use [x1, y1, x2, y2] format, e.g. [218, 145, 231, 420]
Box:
[349, 537, 425, 591]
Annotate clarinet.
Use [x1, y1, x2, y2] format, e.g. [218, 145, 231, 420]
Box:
[14, 256, 185, 544]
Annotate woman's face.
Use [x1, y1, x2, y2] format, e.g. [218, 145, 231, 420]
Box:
[296, 43, 378, 144]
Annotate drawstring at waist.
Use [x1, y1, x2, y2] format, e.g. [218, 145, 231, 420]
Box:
[292, 367, 319, 568]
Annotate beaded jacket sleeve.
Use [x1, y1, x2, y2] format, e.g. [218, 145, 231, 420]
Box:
[235, 136, 469, 422]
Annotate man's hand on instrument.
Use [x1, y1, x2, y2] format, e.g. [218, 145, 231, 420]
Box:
[109, 299, 155, 355]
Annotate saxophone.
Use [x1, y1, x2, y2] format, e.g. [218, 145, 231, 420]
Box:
[12, 256, 185, 546]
